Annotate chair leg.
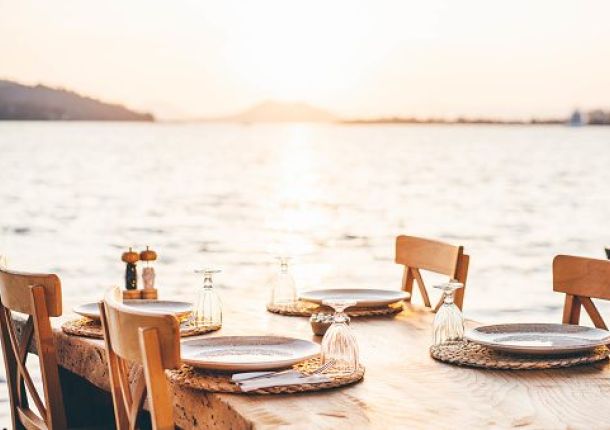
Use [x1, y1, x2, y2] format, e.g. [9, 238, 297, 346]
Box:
[580, 297, 608, 330]
[411, 268, 431, 308]
[401, 267, 414, 302]
[0, 305, 26, 430]
[453, 254, 469, 311]
[562, 294, 581, 325]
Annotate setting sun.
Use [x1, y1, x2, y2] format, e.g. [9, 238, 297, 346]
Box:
[1, 1, 610, 428]
[2, 0, 610, 119]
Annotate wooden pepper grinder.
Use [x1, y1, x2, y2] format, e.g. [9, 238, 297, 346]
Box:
[122, 247, 142, 299]
[140, 246, 158, 300]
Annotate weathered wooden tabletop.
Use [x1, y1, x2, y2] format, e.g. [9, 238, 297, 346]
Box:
[49, 291, 610, 430]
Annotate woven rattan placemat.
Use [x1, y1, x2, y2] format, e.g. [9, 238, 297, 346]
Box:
[266, 301, 404, 317]
[430, 340, 610, 370]
[168, 357, 365, 394]
[62, 318, 220, 339]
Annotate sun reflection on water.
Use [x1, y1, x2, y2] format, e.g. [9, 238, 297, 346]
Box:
[264, 125, 333, 289]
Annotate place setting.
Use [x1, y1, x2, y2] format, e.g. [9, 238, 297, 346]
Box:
[264, 256, 408, 322]
[62, 247, 222, 338]
[170, 298, 365, 394]
[429, 281, 610, 370]
[162, 259, 367, 394]
[63, 299, 202, 339]
[62, 248, 367, 394]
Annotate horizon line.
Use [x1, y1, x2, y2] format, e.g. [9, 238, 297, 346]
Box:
[0, 77, 600, 124]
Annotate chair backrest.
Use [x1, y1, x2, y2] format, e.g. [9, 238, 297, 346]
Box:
[553, 255, 610, 329]
[0, 269, 67, 430]
[100, 287, 180, 430]
[395, 235, 469, 311]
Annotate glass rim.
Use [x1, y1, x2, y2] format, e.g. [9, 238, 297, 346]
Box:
[433, 281, 464, 291]
[194, 268, 222, 275]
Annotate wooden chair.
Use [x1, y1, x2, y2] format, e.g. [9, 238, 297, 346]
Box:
[100, 287, 180, 430]
[554, 255, 610, 329]
[395, 235, 470, 311]
[0, 269, 67, 430]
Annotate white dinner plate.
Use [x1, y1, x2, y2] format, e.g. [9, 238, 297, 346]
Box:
[181, 336, 320, 371]
[466, 323, 610, 355]
[73, 300, 192, 320]
[299, 288, 409, 308]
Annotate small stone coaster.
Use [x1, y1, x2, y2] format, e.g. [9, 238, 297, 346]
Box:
[168, 357, 365, 394]
[430, 340, 610, 370]
[266, 301, 404, 317]
[62, 318, 220, 339]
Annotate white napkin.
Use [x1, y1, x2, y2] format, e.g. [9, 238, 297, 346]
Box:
[236, 372, 331, 392]
[231, 370, 287, 383]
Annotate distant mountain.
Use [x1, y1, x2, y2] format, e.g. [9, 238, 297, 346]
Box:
[0, 80, 154, 121]
[226, 100, 335, 123]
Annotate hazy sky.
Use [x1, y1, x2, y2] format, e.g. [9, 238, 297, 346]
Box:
[1, 0, 610, 119]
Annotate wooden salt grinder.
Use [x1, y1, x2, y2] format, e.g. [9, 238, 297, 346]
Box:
[140, 246, 158, 300]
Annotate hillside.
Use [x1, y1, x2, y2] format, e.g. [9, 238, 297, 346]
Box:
[0, 80, 154, 121]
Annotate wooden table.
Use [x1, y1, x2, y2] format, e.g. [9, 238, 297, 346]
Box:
[42, 290, 610, 429]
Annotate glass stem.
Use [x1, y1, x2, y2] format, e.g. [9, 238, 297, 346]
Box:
[443, 289, 455, 305]
[334, 308, 348, 323]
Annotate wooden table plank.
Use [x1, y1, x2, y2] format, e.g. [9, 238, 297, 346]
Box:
[40, 292, 610, 429]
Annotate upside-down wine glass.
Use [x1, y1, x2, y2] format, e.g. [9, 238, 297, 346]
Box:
[190, 268, 222, 328]
[268, 256, 297, 306]
[321, 299, 359, 375]
[432, 280, 464, 345]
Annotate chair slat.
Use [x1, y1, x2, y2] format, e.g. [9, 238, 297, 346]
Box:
[139, 327, 176, 430]
[396, 235, 462, 276]
[0, 269, 67, 430]
[411, 268, 431, 308]
[17, 408, 47, 430]
[30, 284, 66, 430]
[15, 316, 34, 410]
[118, 361, 134, 421]
[5, 309, 47, 419]
[555, 256, 610, 329]
[0, 270, 61, 317]
[100, 287, 180, 430]
[127, 375, 146, 430]
[99, 302, 129, 430]
[580, 297, 608, 330]
[554, 255, 610, 300]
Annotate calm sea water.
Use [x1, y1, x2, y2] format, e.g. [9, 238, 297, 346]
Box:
[0, 121, 609, 421]
[1, 121, 609, 319]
